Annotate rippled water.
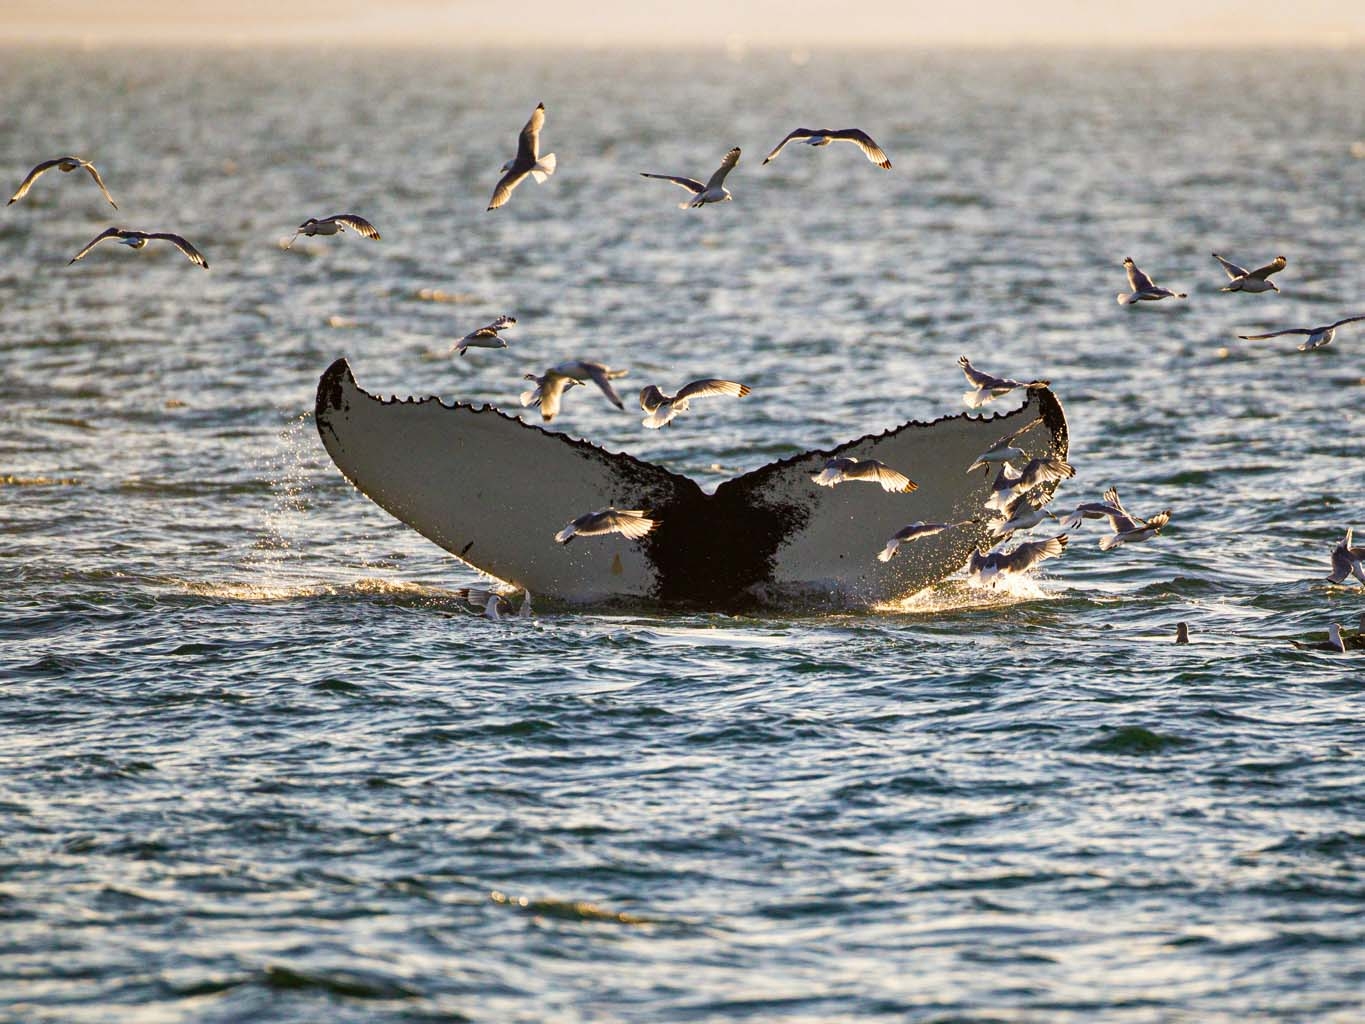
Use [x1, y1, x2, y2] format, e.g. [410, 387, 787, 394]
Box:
[3, 46, 1364, 1022]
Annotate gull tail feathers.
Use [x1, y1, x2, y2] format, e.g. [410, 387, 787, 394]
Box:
[531, 153, 557, 183]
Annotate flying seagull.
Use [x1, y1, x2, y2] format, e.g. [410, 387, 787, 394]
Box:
[638, 378, 750, 428]
[761, 128, 892, 169]
[811, 456, 917, 493]
[966, 419, 1044, 474]
[1095, 488, 1171, 550]
[521, 360, 628, 422]
[991, 492, 1057, 539]
[958, 355, 1049, 409]
[877, 520, 971, 562]
[968, 535, 1069, 587]
[452, 586, 533, 619]
[8, 156, 117, 208]
[1238, 315, 1365, 351]
[488, 102, 557, 211]
[1212, 252, 1286, 293]
[451, 315, 516, 357]
[67, 228, 208, 269]
[1057, 488, 1128, 531]
[1326, 527, 1365, 586]
[983, 457, 1074, 513]
[640, 147, 741, 209]
[285, 214, 381, 248]
[1116, 257, 1187, 305]
[555, 508, 657, 545]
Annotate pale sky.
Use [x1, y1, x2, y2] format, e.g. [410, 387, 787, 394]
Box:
[4, 1, 1364, 48]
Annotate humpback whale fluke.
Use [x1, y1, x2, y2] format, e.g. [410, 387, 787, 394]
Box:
[315, 358, 1069, 609]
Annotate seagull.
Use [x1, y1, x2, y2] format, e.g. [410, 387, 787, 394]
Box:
[966, 419, 1044, 474]
[554, 360, 629, 410]
[8, 156, 117, 208]
[968, 535, 1069, 587]
[878, 520, 972, 562]
[1238, 315, 1365, 351]
[452, 586, 533, 620]
[641, 147, 741, 209]
[811, 456, 917, 493]
[285, 214, 381, 248]
[638, 378, 750, 428]
[991, 492, 1057, 539]
[1326, 527, 1365, 586]
[761, 128, 892, 169]
[983, 457, 1074, 512]
[958, 355, 1050, 409]
[1057, 488, 1128, 531]
[1175, 622, 1190, 645]
[451, 315, 516, 357]
[488, 102, 557, 211]
[1212, 252, 1286, 293]
[555, 508, 657, 545]
[67, 228, 208, 269]
[1290, 623, 1348, 654]
[520, 370, 582, 422]
[1095, 488, 1171, 550]
[1116, 257, 1187, 305]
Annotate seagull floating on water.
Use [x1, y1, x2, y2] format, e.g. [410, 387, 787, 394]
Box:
[812, 457, 918, 493]
[1212, 252, 1286, 293]
[761, 128, 892, 169]
[1095, 488, 1171, 550]
[555, 508, 657, 545]
[1290, 623, 1348, 654]
[8, 156, 117, 208]
[638, 378, 750, 428]
[968, 535, 1069, 587]
[68, 228, 208, 269]
[641, 147, 741, 209]
[1326, 527, 1365, 586]
[488, 103, 557, 211]
[452, 586, 533, 619]
[522, 360, 628, 422]
[451, 315, 516, 357]
[958, 356, 1049, 409]
[1116, 257, 1186, 305]
[878, 520, 972, 562]
[285, 214, 381, 248]
[1238, 315, 1365, 351]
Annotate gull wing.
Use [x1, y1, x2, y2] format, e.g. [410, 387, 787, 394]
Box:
[1327, 315, 1365, 331]
[1246, 255, 1286, 280]
[576, 364, 626, 410]
[582, 509, 657, 540]
[640, 172, 704, 195]
[67, 227, 122, 264]
[330, 214, 381, 240]
[674, 379, 750, 402]
[488, 167, 530, 210]
[705, 147, 741, 190]
[8, 157, 64, 204]
[536, 375, 574, 422]
[82, 161, 118, 208]
[516, 103, 545, 166]
[999, 535, 1068, 574]
[1237, 327, 1310, 340]
[147, 232, 209, 268]
[958, 355, 1007, 390]
[847, 460, 918, 493]
[831, 128, 892, 169]
[1124, 258, 1158, 293]
[638, 385, 668, 413]
[1212, 253, 1248, 279]
[762, 128, 816, 164]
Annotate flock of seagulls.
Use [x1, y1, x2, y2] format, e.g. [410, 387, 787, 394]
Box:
[8, 99, 1358, 648]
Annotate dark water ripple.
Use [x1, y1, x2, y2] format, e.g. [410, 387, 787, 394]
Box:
[3, 46, 1365, 1024]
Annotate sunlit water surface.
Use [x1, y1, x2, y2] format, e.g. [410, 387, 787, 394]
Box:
[2, 47, 1364, 1023]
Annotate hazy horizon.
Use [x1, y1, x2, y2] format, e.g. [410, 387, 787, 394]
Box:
[5, 0, 1364, 49]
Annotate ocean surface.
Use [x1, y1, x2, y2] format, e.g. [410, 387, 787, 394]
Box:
[2, 46, 1364, 1022]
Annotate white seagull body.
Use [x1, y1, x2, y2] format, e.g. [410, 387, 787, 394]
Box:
[1326, 527, 1365, 586]
[991, 492, 1057, 539]
[641, 147, 740, 209]
[984, 457, 1073, 513]
[8, 155, 117, 208]
[68, 227, 208, 269]
[555, 508, 657, 545]
[488, 103, 556, 211]
[878, 520, 971, 562]
[452, 315, 516, 357]
[958, 355, 1050, 409]
[286, 214, 381, 248]
[1117, 257, 1187, 305]
[761, 128, 892, 169]
[811, 457, 918, 493]
[969, 535, 1069, 587]
[1213, 252, 1286, 293]
[1238, 315, 1365, 351]
[638, 378, 750, 428]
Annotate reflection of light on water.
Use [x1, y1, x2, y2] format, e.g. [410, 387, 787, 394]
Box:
[180, 577, 459, 603]
[877, 574, 1056, 614]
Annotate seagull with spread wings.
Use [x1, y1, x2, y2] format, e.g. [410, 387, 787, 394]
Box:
[285, 214, 381, 248]
[762, 128, 892, 169]
[8, 156, 118, 208]
[451, 315, 516, 357]
[958, 356, 1050, 409]
[521, 360, 629, 422]
[640, 147, 741, 209]
[638, 378, 750, 428]
[488, 102, 557, 211]
[67, 228, 208, 269]
[968, 535, 1069, 587]
[1212, 252, 1286, 293]
[1238, 315, 1365, 351]
[1326, 528, 1365, 586]
[811, 456, 918, 493]
[1116, 257, 1187, 305]
[555, 508, 657, 545]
